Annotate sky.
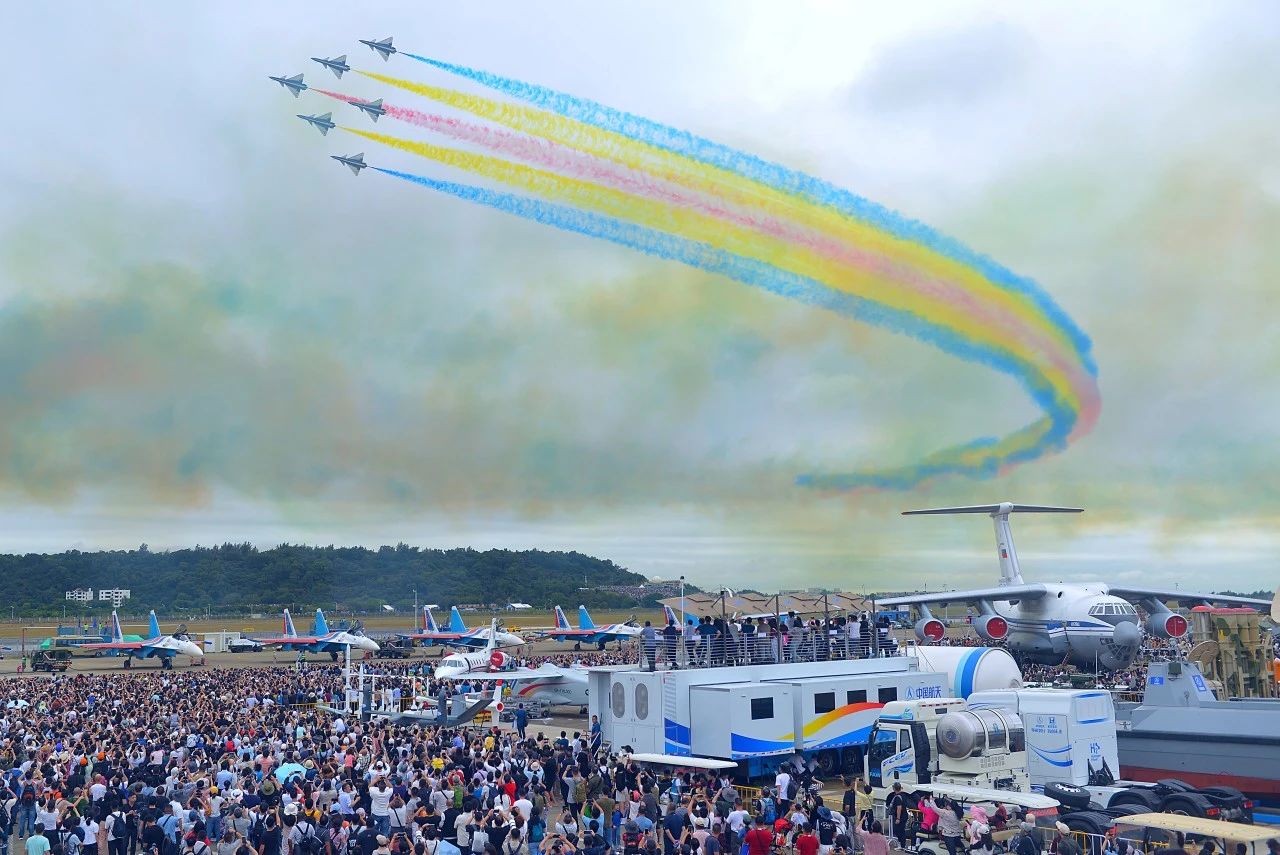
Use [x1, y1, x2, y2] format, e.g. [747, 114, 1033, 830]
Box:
[0, 2, 1277, 593]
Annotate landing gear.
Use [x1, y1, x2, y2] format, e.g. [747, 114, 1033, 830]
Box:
[123, 658, 132, 669]
[330, 651, 339, 662]
[162, 657, 173, 670]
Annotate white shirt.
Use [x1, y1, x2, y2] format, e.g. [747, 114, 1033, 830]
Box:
[369, 785, 392, 817]
[774, 771, 791, 797]
[90, 783, 107, 801]
[513, 799, 532, 822]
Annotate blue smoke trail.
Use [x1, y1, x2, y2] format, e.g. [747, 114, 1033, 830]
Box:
[372, 166, 1075, 488]
[404, 53, 1095, 375]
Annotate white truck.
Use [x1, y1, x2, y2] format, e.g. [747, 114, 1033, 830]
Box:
[865, 697, 1032, 800]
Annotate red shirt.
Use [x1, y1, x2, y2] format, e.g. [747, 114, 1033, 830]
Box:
[745, 828, 773, 855]
[796, 833, 819, 855]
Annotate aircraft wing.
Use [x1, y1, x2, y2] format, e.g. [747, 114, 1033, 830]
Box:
[258, 635, 322, 646]
[1105, 585, 1272, 609]
[82, 640, 149, 651]
[461, 664, 574, 682]
[877, 584, 1050, 607]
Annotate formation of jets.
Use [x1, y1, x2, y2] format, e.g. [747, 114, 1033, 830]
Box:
[270, 38, 404, 176]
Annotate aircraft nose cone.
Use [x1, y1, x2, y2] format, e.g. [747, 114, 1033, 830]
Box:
[182, 641, 205, 658]
[1113, 620, 1143, 649]
[360, 637, 380, 651]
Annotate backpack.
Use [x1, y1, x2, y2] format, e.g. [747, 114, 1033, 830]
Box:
[785, 780, 799, 801]
[297, 822, 325, 855]
[760, 797, 777, 825]
[249, 816, 266, 847]
[0, 803, 10, 833]
[452, 785, 464, 809]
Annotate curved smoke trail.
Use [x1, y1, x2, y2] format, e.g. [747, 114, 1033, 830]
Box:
[310, 57, 1100, 490]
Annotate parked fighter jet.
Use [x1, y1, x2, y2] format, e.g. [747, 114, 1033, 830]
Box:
[331, 153, 367, 175]
[360, 37, 397, 61]
[258, 608, 379, 660]
[269, 73, 308, 97]
[81, 611, 204, 670]
[297, 112, 335, 136]
[311, 55, 350, 78]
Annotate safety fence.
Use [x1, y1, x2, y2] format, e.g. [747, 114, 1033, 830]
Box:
[639, 632, 899, 670]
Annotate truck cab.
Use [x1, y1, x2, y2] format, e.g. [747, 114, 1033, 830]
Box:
[868, 698, 1029, 800]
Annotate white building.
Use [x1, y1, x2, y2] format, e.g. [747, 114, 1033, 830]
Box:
[98, 589, 131, 607]
[65, 589, 94, 602]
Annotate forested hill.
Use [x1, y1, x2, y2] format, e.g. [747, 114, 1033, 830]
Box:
[0, 544, 651, 616]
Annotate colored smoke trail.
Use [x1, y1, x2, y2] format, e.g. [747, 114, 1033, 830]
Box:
[367, 155, 1078, 488]
[317, 59, 1101, 489]
[345, 98, 1096, 408]
[406, 54, 1095, 373]
[357, 69, 1089, 390]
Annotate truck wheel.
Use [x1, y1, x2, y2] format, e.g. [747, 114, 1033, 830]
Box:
[1154, 779, 1195, 794]
[840, 747, 864, 775]
[816, 750, 839, 777]
[1061, 812, 1108, 836]
[1105, 805, 1150, 819]
[1163, 794, 1212, 818]
[1044, 782, 1092, 811]
[1107, 789, 1160, 812]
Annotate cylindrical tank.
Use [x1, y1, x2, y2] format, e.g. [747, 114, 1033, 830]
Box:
[935, 708, 1022, 759]
[906, 645, 1023, 698]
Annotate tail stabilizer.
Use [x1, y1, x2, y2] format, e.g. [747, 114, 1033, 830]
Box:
[148, 610, 161, 639]
[903, 501, 1083, 587]
[577, 605, 596, 630]
[554, 605, 570, 630]
[423, 606, 440, 633]
[110, 610, 123, 643]
[663, 604, 678, 626]
[449, 606, 467, 633]
[485, 618, 499, 652]
[283, 609, 297, 637]
[314, 608, 330, 635]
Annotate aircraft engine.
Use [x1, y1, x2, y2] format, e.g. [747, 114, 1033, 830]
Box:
[914, 617, 946, 643]
[489, 650, 513, 670]
[973, 614, 1009, 642]
[1144, 609, 1188, 639]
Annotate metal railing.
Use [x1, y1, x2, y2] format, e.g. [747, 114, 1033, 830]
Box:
[638, 631, 899, 670]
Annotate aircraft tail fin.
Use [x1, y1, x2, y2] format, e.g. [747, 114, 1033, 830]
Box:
[554, 605, 570, 630]
[148, 610, 161, 639]
[903, 501, 1083, 586]
[663, 604, 678, 626]
[110, 610, 123, 643]
[449, 606, 467, 633]
[315, 608, 329, 635]
[283, 609, 297, 637]
[578, 605, 596, 630]
[485, 618, 499, 653]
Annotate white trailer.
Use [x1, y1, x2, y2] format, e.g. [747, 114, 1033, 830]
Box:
[967, 688, 1119, 790]
[590, 656, 951, 777]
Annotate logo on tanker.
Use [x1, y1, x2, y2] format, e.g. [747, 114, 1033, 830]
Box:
[1089, 741, 1101, 758]
[906, 686, 943, 700]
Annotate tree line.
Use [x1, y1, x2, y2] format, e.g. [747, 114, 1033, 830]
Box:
[0, 543, 654, 618]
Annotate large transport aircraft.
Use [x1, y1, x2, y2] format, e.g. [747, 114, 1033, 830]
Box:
[400, 606, 524, 650]
[258, 608, 379, 660]
[536, 605, 642, 649]
[82, 610, 204, 669]
[879, 503, 1272, 671]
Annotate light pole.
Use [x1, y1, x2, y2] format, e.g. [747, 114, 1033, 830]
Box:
[679, 576, 685, 628]
[413, 588, 418, 616]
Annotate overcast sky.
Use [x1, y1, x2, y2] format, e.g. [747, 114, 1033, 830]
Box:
[0, 3, 1277, 592]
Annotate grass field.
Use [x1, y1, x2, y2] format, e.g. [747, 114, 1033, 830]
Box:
[0, 607, 652, 638]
